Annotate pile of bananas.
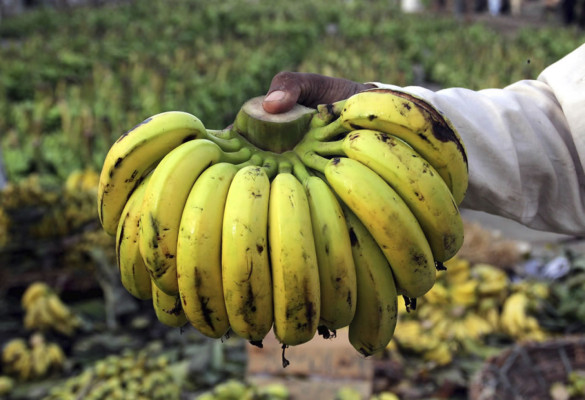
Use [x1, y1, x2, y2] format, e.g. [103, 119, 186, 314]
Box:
[43, 349, 180, 400]
[1, 333, 66, 381]
[97, 89, 468, 356]
[0, 169, 99, 242]
[390, 257, 550, 366]
[0, 375, 15, 396]
[195, 379, 289, 400]
[22, 281, 82, 336]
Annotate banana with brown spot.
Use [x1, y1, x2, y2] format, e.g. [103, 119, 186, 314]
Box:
[324, 157, 435, 298]
[115, 174, 152, 300]
[305, 175, 356, 331]
[151, 281, 187, 328]
[269, 172, 321, 346]
[343, 206, 399, 356]
[314, 89, 468, 204]
[177, 162, 237, 339]
[324, 129, 464, 262]
[98, 111, 208, 235]
[139, 139, 251, 295]
[221, 165, 273, 344]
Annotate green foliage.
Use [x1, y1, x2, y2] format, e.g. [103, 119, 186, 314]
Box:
[0, 0, 583, 183]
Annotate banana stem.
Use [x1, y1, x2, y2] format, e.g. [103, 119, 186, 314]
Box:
[262, 155, 279, 179]
[284, 151, 311, 184]
[313, 139, 344, 157]
[234, 96, 315, 153]
[278, 160, 293, 174]
[309, 99, 345, 129]
[310, 116, 347, 141]
[316, 99, 346, 119]
[205, 131, 243, 152]
[206, 128, 233, 140]
[235, 153, 263, 169]
[221, 147, 253, 165]
[300, 150, 328, 174]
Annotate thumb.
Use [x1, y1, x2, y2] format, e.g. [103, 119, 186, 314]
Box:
[262, 72, 302, 114]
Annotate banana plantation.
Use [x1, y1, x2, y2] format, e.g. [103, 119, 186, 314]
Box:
[1, 1, 585, 399]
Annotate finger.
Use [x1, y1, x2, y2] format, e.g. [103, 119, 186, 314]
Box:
[263, 71, 375, 114]
[262, 71, 302, 114]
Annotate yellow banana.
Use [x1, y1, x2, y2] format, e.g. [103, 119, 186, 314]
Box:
[221, 165, 273, 343]
[151, 280, 187, 328]
[268, 172, 320, 346]
[304, 176, 356, 330]
[98, 111, 208, 235]
[139, 139, 249, 295]
[115, 174, 152, 300]
[336, 129, 464, 262]
[343, 206, 398, 356]
[177, 162, 237, 339]
[21, 282, 50, 310]
[2, 338, 28, 366]
[46, 343, 66, 369]
[319, 89, 468, 204]
[324, 157, 435, 298]
[30, 336, 51, 378]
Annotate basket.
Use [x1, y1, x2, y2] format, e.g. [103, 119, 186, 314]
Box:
[469, 336, 585, 400]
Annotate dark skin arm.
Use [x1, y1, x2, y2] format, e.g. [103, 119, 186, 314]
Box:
[262, 71, 376, 114]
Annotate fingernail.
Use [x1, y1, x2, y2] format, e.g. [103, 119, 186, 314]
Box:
[264, 90, 286, 102]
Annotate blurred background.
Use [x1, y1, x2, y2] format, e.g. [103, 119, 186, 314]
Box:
[0, 1, 584, 399]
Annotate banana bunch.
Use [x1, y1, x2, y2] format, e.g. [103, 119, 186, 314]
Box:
[43, 349, 180, 400]
[98, 89, 468, 355]
[499, 281, 549, 341]
[0, 169, 99, 241]
[1, 333, 66, 381]
[195, 379, 290, 400]
[22, 281, 82, 336]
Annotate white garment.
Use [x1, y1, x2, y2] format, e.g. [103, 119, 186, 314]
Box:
[370, 43, 585, 236]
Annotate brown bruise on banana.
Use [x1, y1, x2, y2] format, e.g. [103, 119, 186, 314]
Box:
[163, 295, 183, 316]
[115, 117, 153, 143]
[368, 88, 468, 167]
[238, 254, 259, 328]
[108, 133, 198, 180]
[146, 214, 172, 278]
[192, 268, 216, 332]
[442, 233, 459, 255]
[283, 278, 317, 336]
[115, 213, 128, 268]
[100, 132, 197, 229]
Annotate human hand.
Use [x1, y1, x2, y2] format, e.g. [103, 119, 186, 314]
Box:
[262, 71, 376, 114]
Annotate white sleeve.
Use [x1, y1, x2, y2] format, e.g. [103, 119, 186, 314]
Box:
[369, 43, 585, 236]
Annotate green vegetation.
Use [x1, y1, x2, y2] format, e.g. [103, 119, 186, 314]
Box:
[0, 0, 582, 183]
